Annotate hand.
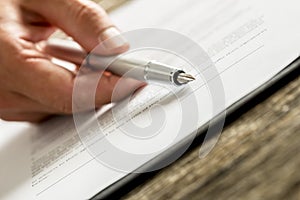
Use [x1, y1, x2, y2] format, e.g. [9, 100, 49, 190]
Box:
[0, 0, 142, 122]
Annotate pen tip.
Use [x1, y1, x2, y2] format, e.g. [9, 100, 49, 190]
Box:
[177, 73, 196, 85]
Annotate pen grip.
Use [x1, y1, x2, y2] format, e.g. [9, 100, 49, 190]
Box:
[40, 39, 87, 64]
[88, 56, 147, 81]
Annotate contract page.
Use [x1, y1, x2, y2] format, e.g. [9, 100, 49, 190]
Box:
[0, 0, 299, 199]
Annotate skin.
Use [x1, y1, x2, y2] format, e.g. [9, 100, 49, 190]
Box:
[0, 0, 143, 122]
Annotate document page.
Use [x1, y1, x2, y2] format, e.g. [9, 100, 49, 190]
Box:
[0, 0, 299, 199]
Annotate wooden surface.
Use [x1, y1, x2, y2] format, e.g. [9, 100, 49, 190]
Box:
[120, 71, 300, 200]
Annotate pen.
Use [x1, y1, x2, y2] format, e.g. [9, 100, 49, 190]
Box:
[39, 39, 195, 86]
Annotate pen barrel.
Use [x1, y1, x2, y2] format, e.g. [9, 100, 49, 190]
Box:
[87, 56, 181, 85]
[87, 56, 147, 81]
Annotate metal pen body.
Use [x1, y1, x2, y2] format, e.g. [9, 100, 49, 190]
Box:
[87, 55, 182, 85]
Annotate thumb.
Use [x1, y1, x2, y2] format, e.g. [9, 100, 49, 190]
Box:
[25, 0, 128, 54]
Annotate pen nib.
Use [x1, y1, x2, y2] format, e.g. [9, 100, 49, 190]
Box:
[177, 73, 196, 84]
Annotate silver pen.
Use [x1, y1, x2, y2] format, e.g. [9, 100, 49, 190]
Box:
[39, 39, 195, 86]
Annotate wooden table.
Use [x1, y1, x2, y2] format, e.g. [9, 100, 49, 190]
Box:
[93, 1, 300, 199]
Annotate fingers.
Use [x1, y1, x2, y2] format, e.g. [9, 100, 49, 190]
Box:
[68, 71, 145, 112]
[0, 0, 141, 123]
[0, 68, 143, 121]
[0, 33, 142, 123]
[12, 47, 144, 114]
[1, 30, 142, 123]
[14, 58, 75, 114]
[1, 38, 74, 114]
[22, 0, 128, 54]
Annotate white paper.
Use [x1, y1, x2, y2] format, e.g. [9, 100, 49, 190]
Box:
[0, 0, 299, 199]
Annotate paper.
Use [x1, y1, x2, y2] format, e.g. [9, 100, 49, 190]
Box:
[0, 0, 299, 199]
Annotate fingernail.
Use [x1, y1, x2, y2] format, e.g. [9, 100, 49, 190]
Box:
[99, 27, 128, 51]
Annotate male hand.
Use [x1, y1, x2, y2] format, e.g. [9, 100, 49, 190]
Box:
[0, 0, 141, 122]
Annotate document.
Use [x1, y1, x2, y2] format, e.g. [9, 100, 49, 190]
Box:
[0, 0, 299, 199]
